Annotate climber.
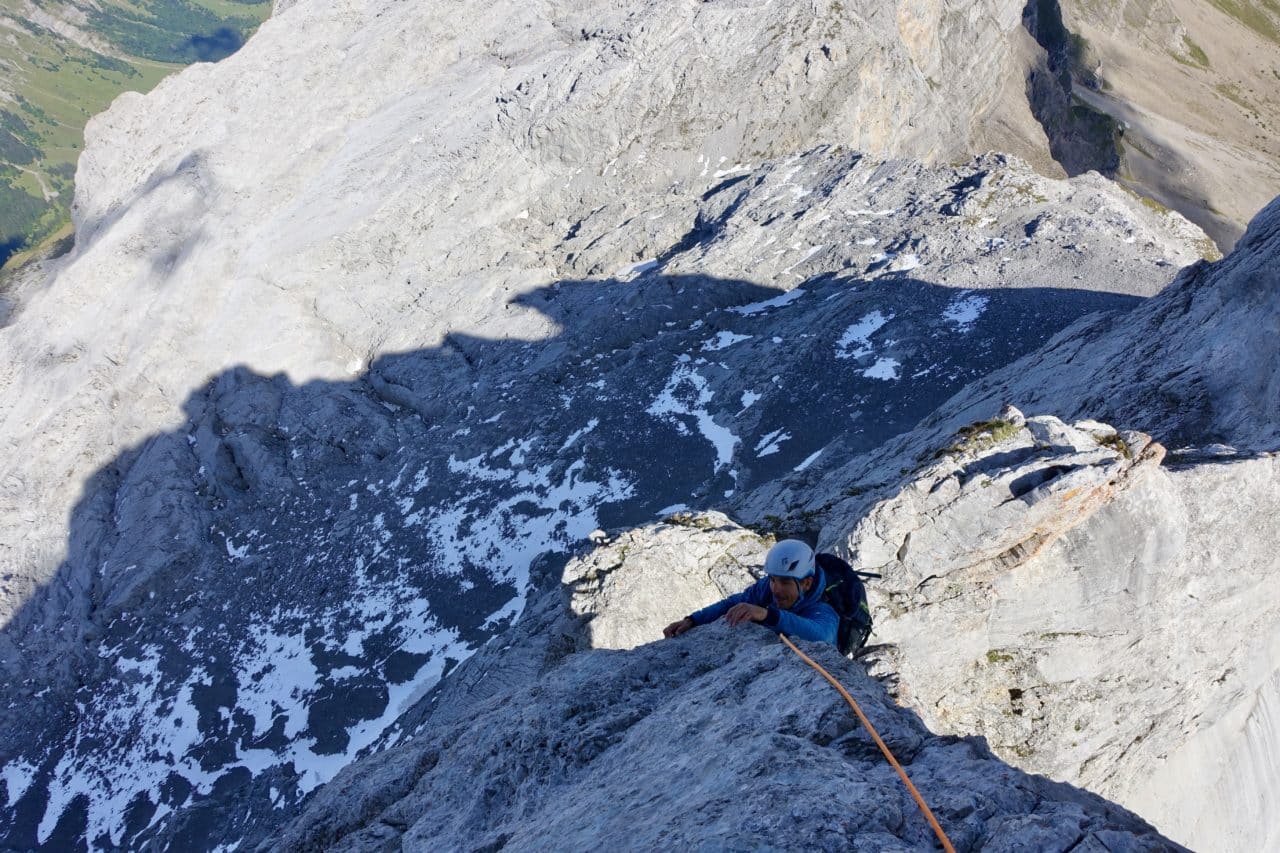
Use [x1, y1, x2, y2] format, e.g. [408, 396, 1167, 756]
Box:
[662, 539, 838, 645]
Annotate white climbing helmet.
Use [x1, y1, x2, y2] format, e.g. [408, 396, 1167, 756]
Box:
[764, 539, 815, 580]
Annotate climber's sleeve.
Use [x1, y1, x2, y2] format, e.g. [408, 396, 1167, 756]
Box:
[762, 601, 839, 645]
[689, 577, 770, 625]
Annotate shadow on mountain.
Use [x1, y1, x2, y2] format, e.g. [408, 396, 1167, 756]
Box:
[0, 236, 25, 270]
[180, 28, 246, 63]
[0, 269, 1147, 850]
[1021, 0, 1121, 177]
[268, 611, 1182, 850]
[71, 151, 212, 256]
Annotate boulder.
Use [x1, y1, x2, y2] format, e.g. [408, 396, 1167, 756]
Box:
[821, 414, 1280, 852]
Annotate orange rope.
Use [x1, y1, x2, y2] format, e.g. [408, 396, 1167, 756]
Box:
[779, 634, 956, 853]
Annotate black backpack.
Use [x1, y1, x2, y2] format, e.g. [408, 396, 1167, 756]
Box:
[815, 552, 877, 656]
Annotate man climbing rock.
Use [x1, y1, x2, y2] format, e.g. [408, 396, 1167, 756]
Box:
[663, 539, 838, 645]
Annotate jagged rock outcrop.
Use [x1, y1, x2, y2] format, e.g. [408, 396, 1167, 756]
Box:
[0, 140, 1210, 848]
[273, 619, 1184, 853]
[568, 514, 760, 650]
[1, 0, 1273, 849]
[815, 410, 1280, 853]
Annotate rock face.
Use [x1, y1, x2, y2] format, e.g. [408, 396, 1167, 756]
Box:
[722, 201, 1280, 852]
[1021, 0, 1124, 180]
[0, 139, 1213, 849]
[0, 0, 1275, 850]
[262, 393, 1277, 853]
[566, 514, 760, 651]
[273, 611, 1184, 853]
[1, 0, 1113, 675]
[1, 0, 1156, 664]
[821, 412, 1280, 852]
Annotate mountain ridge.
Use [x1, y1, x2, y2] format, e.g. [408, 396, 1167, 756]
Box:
[1, 0, 1276, 849]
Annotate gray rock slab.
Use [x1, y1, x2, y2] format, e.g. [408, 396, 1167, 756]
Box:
[813, 414, 1280, 852]
[0, 0, 1253, 848]
[270, 623, 1185, 853]
[0, 144, 1207, 851]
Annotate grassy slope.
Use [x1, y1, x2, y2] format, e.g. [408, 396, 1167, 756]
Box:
[1204, 0, 1280, 42]
[0, 0, 272, 271]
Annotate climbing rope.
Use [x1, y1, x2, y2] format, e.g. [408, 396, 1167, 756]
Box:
[779, 634, 956, 853]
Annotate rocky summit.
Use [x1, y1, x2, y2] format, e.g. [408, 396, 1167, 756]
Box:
[0, 0, 1277, 851]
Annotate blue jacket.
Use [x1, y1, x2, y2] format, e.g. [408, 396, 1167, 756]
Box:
[688, 567, 838, 646]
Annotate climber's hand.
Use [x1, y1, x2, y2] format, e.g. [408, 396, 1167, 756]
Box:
[725, 603, 767, 626]
[663, 617, 695, 638]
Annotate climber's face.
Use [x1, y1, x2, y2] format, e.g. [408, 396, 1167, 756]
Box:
[769, 574, 813, 610]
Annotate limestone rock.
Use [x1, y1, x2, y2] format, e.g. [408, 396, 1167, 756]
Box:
[0, 142, 1210, 850]
[997, 403, 1026, 427]
[833, 414, 1162, 594]
[0, 0, 1262, 848]
[821, 414, 1280, 853]
[563, 512, 761, 650]
[271, 622, 1185, 853]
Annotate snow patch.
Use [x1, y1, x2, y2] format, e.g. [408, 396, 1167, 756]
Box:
[37, 646, 219, 846]
[863, 358, 901, 380]
[754, 429, 792, 458]
[782, 244, 826, 274]
[795, 449, 823, 471]
[730, 288, 806, 316]
[648, 364, 739, 472]
[236, 623, 318, 740]
[508, 438, 533, 466]
[1, 759, 37, 807]
[836, 311, 892, 360]
[942, 292, 989, 332]
[702, 331, 752, 351]
[425, 457, 632, 585]
[617, 258, 659, 277]
[560, 418, 600, 451]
